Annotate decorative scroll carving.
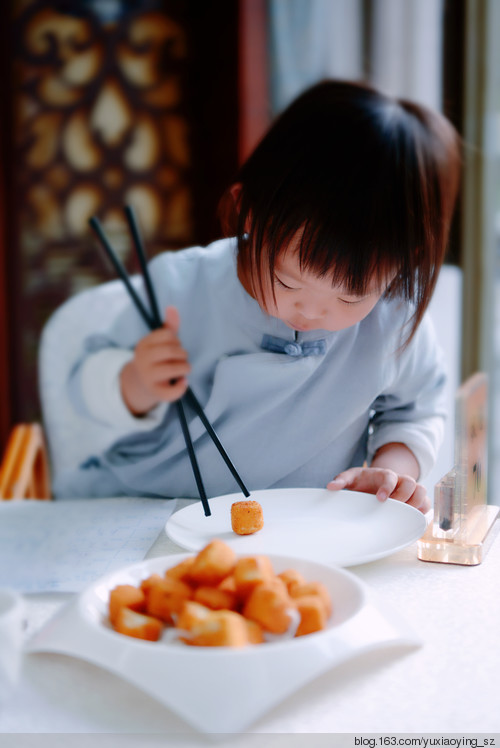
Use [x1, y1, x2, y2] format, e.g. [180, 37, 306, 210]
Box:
[10, 0, 197, 419]
[15, 1, 193, 255]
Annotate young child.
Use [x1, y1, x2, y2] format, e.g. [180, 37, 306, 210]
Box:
[60, 80, 461, 511]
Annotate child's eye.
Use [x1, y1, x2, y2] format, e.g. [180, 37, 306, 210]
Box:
[274, 275, 296, 290]
[339, 297, 362, 305]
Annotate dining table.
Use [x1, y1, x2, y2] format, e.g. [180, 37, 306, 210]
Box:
[1, 497, 499, 744]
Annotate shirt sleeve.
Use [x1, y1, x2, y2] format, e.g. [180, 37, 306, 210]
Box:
[70, 347, 168, 431]
[367, 313, 447, 480]
[66, 253, 176, 433]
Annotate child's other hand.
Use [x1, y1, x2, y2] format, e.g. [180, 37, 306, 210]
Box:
[327, 467, 430, 513]
[120, 306, 190, 415]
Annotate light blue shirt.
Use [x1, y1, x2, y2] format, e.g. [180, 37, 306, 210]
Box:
[58, 238, 446, 499]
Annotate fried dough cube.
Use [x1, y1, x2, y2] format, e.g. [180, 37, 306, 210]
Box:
[140, 573, 163, 594]
[294, 595, 327, 637]
[193, 585, 239, 611]
[288, 581, 332, 618]
[109, 584, 146, 626]
[114, 607, 163, 641]
[243, 582, 295, 634]
[176, 601, 212, 633]
[246, 618, 265, 644]
[278, 569, 306, 592]
[231, 500, 264, 535]
[146, 577, 192, 623]
[265, 576, 289, 597]
[187, 610, 250, 648]
[165, 557, 196, 584]
[233, 555, 275, 600]
[189, 540, 236, 586]
[218, 573, 237, 593]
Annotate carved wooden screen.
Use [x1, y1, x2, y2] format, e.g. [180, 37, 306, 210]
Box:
[3, 0, 238, 425]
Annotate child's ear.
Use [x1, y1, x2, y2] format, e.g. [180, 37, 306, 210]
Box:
[229, 182, 243, 210]
[228, 183, 252, 233]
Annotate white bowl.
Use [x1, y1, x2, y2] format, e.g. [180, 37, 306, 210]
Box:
[27, 553, 419, 733]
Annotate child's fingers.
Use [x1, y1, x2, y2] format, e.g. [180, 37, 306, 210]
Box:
[161, 308, 186, 388]
[390, 480, 430, 513]
[326, 467, 361, 491]
[412, 487, 431, 513]
[373, 473, 398, 502]
[142, 343, 190, 366]
[164, 305, 180, 333]
[155, 376, 189, 402]
[326, 477, 347, 490]
[133, 306, 188, 401]
[150, 361, 191, 382]
[327, 467, 429, 512]
[386, 475, 418, 503]
[141, 328, 185, 347]
[327, 467, 398, 501]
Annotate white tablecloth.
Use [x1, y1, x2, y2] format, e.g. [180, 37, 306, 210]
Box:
[1, 502, 500, 737]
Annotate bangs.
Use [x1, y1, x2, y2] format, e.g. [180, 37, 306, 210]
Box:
[237, 126, 426, 305]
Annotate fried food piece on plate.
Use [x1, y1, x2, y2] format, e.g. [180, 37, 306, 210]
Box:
[140, 573, 163, 594]
[186, 609, 250, 648]
[243, 581, 296, 634]
[294, 595, 328, 637]
[114, 607, 163, 641]
[189, 539, 236, 586]
[278, 568, 306, 592]
[164, 556, 196, 585]
[108, 584, 146, 626]
[245, 618, 265, 644]
[178, 601, 264, 646]
[233, 555, 275, 600]
[193, 585, 239, 611]
[288, 580, 332, 617]
[231, 500, 264, 535]
[146, 577, 192, 623]
[176, 601, 212, 633]
[218, 573, 237, 593]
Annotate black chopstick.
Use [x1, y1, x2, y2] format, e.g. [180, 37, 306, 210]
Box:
[184, 388, 250, 497]
[88, 217, 155, 331]
[124, 206, 163, 327]
[176, 399, 211, 513]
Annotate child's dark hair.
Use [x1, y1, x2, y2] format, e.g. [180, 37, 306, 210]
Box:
[219, 79, 461, 344]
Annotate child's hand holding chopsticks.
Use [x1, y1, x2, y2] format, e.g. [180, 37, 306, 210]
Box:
[120, 305, 190, 416]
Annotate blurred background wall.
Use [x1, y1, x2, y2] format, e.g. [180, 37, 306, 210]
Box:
[0, 0, 239, 428]
[0, 0, 498, 496]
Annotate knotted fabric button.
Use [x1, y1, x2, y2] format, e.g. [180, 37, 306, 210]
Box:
[261, 334, 327, 357]
[283, 342, 302, 356]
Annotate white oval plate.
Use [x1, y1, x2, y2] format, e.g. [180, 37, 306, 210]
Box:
[166, 488, 427, 567]
[27, 552, 419, 733]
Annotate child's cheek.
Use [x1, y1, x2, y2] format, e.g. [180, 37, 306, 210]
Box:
[277, 295, 292, 318]
[269, 290, 285, 316]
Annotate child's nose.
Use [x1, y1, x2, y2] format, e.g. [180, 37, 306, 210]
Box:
[295, 300, 327, 319]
